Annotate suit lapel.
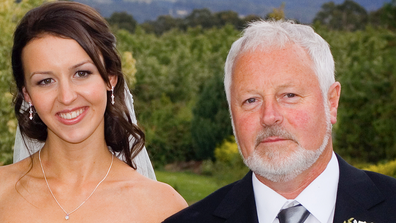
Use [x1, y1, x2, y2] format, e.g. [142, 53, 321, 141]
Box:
[213, 171, 259, 223]
[209, 156, 386, 223]
[333, 155, 385, 223]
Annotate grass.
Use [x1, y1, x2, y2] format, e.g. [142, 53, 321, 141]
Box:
[155, 170, 224, 204]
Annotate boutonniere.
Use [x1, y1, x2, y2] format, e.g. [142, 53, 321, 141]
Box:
[343, 218, 374, 223]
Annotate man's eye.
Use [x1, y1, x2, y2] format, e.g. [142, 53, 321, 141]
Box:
[38, 78, 53, 85]
[285, 93, 296, 98]
[246, 98, 256, 103]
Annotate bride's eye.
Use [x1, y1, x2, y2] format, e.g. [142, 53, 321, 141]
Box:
[38, 78, 54, 85]
[75, 70, 91, 78]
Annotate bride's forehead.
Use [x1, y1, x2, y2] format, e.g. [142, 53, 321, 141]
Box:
[23, 35, 105, 71]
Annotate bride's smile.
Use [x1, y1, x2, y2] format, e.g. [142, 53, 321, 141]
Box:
[58, 107, 86, 120]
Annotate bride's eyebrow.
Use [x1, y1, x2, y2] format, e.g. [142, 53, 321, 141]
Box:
[29, 71, 53, 79]
[70, 60, 95, 70]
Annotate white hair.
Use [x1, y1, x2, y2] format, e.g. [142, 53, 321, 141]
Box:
[224, 20, 335, 104]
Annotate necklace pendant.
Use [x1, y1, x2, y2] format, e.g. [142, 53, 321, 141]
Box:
[65, 214, 70, 220]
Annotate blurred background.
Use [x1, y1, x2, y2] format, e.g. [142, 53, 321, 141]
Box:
[1, 0, 396, 204]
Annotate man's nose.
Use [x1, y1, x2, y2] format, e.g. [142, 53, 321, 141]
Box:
[260, 99, 283, 126]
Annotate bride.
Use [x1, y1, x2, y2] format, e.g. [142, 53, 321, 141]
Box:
[0, 1, 187, 222]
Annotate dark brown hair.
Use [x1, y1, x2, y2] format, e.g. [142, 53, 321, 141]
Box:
[12, 1, 144, 168]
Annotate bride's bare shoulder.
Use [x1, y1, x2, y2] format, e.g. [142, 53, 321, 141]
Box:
[112, 161, 188, 221]
[138, 175, 187, 205]
[131, 173, 188, 221]
[115, 160, 187, 206]
[0, 158, 31, 195]
[0, 158, 31, 178]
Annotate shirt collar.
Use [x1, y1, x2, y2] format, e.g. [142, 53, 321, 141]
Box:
[252, 152, 339, 223]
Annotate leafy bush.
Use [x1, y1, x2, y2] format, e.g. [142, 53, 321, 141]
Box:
[201, 137, 248, 184]
[115, 25, 239, 166]
[191, 70, 233, 161]
[363, 159, 396, 178]
[214, 136, 239, 163]
[317, 27, 396, 164]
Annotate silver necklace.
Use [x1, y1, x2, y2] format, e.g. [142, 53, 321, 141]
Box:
[39, 149, 114, 220]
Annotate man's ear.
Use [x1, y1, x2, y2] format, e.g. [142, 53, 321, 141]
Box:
[108, 75, 118, 89]
[22, 87, 32, 104]
[327, 82, 341, 124]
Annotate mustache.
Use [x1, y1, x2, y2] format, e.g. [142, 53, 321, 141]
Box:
[255, 125, 298, 147]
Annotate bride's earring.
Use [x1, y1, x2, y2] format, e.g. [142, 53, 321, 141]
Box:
[111, 86, 115, 105]
[29, 102, 33, 120]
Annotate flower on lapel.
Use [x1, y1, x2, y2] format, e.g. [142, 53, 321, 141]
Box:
[343, 218, 374, 223]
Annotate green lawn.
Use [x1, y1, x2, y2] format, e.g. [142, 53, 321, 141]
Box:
[155, 171, 223, 204]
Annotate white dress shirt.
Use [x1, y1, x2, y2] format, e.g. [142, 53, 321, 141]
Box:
[252, 152, 339, 223]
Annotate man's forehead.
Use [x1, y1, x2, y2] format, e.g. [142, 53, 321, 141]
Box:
[233, 44, 314, 73]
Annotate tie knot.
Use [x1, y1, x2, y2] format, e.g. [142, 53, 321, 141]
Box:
[277, 204, 310, 223]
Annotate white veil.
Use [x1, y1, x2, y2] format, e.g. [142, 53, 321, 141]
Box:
[13, 84, 156, 180]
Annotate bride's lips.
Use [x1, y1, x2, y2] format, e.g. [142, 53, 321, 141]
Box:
[56, 107, 88, 125]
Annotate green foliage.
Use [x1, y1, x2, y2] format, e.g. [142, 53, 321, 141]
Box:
[200, 155, 248, 185]
[140, 8, 258, 36]
[140, 15, 183, 36]
[200, 135, 248, 184]
[317, 27, 396, 164]
[185, 8, 215, 29]
[214, 136, 239, 164]
[266, 3, 286, 21]
[0, 0, 50, 165]
[106, 11, 137, 33]
[191, 68, 233, 160]
[363, 159, 396, 178]
[121, 51, 137, 87]
[380, 0, 396, 30]
[314, 0, 368, 31]
[115, 25, 240, 166]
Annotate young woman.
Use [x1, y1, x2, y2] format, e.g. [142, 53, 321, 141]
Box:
[0, 2, 187, 222]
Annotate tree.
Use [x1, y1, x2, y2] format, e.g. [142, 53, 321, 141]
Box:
[370, 0, 396, 30]
[242, 14, 262, 25]
[317, 28, 396, 164]
[314, 0, 368, 31]
[184, 8, 217, 29]
[106, 12, 137, 33]
[215, 11, 244, 30]
[191, 72, 233, 160]
[266, 3, 286, 21]
[141, 15, 182, 36]
[114, 24, 239, 165]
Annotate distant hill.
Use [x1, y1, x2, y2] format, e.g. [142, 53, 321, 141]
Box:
[74, 0, 391, 23]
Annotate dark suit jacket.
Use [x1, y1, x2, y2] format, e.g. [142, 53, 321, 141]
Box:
[163, 155, 396, 223]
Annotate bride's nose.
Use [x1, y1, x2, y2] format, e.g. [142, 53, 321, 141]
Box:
[57, 81, 77, 105]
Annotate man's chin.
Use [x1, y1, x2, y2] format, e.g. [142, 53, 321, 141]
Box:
[244, 146, 323, 183]
[247, 158, 303, 183]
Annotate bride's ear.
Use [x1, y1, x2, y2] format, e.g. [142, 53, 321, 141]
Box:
[22, 87, 32, 104]
[108, 75, 118, 89]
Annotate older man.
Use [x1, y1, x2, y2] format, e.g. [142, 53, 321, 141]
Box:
[164, 20, 396, 223]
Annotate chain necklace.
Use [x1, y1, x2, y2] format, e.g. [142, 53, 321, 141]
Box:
[39, 149, 114, 220]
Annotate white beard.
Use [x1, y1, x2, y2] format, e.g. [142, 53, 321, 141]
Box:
[240, 102, 332, 183]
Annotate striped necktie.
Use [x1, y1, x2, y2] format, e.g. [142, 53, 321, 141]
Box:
[277, 204, 310, 223]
